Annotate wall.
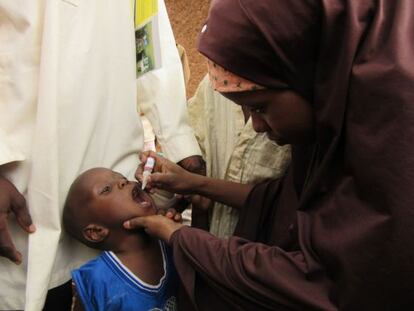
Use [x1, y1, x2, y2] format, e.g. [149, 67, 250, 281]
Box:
[165, 0, 211, 98]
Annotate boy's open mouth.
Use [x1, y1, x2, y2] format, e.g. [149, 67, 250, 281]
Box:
[131, 184, 151, 206]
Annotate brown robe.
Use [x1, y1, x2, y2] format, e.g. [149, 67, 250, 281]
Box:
[172, 0, 414, 310]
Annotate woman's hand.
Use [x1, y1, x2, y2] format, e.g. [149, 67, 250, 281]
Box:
[157, 207, 182, 223]
[136, 152, 253, 211]
[136, 151, 202, 195]
[0, 177, 36, 264]
[123, 214, 184, 243]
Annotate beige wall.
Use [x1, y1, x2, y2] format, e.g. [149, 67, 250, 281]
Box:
[165, 0, 211, 97]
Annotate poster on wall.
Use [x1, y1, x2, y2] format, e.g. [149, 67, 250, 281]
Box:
[132, 0, 162, 78]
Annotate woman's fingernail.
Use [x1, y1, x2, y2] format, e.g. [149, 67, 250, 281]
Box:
[123, 221, 130, 229]
[29, 224, 36, 233]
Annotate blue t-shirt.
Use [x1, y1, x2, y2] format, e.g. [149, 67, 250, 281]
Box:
[72, 242, 178, 311]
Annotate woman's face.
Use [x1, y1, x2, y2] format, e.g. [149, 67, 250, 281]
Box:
[222, 89, 314, 145]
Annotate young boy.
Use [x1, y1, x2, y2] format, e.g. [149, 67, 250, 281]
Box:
[63, 167, 178, 311]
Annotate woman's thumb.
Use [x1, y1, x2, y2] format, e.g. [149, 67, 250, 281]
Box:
[149, 172, 169, 187]
[123, 217, 145, 229]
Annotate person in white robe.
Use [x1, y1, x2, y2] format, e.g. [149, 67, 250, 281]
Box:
[0, 1, 201, 310]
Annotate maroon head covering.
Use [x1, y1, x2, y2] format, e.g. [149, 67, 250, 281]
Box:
[199, 0, 320, 100]
[171, 0, 414, 310]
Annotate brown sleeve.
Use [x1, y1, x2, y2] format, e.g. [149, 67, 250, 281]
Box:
[235, 167, 299, 249]
[171, 226, 336, 311]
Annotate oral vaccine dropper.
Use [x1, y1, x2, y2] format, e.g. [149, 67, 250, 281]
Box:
[141, 157, 155, 190]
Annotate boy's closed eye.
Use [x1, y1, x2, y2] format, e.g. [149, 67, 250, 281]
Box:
[100, 185, 111, 195]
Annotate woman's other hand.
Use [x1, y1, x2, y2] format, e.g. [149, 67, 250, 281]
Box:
[123, 214, 184, 243]
[157, 207, 182, 223]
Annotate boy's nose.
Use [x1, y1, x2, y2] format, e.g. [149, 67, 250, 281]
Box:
[118, 179, 128, 188]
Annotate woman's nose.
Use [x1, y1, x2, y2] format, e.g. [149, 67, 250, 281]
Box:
[251, 114, 269, 133]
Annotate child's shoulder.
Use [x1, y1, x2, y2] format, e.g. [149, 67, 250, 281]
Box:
[72, 252, 126, 310]
[72, 252, 113, 286]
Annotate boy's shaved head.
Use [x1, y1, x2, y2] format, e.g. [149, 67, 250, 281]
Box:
[63, 169, 98, 248]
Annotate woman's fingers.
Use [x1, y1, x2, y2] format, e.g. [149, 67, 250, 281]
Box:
[174, 213, 182, 222]
[136, 151, 199, 195]
[123, 214, 184, 243]
[165, 208, 182, 223]
[138, 150, 157, 164]
[124, 216, 145, 229]
[156, 208, 182, 223]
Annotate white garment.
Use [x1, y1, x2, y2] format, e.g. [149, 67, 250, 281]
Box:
[0, 1, 200, 310]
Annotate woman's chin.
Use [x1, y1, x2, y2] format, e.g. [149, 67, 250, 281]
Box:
[267, 133, 286, 145]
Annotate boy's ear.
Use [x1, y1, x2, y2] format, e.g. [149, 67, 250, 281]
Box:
[83, 224, 109, 243]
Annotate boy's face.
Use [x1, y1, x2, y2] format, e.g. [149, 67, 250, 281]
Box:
[78, 168, 156, 227]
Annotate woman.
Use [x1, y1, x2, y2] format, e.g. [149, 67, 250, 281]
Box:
[125, 0, 414, 310]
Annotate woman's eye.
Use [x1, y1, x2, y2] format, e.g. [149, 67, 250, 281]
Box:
[251, 107, 264, 113]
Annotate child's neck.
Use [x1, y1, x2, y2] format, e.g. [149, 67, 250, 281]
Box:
[110, 232, 165, 286]
[111, 230, 155, 254]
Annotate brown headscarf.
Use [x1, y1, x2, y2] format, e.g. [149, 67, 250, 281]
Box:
[171, 0, 414, 310]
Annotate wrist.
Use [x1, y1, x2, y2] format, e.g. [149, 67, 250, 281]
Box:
[190, 173, 207, 195]
[165, 223, 184, 245]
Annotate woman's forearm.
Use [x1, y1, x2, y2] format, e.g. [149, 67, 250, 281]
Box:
[191, 174, 254, 209]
